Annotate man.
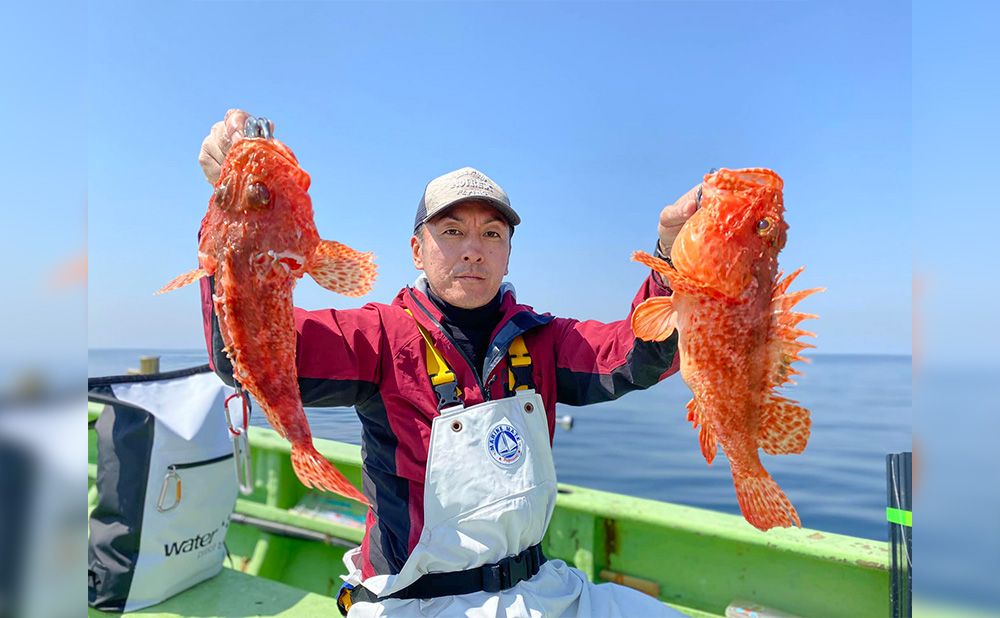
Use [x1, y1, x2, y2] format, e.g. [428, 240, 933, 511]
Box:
[199, 109, 698, 616]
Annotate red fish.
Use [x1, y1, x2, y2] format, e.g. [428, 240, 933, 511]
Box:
[158, 136, 375, 504]
[632, 168, 822, 530]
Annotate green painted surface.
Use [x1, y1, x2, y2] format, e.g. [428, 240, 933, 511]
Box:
[87, 403, 891, 617]
[86, 568, 342, 617]
[235, 499, 364, 545]
[554, 484, 889, 617]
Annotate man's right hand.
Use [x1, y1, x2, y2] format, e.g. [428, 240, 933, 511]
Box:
[198, 109, 250, 184]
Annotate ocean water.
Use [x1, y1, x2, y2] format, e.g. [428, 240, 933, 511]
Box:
[89, 349, 910, 542]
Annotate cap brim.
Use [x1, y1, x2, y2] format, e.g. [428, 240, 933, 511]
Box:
[416, 196, 520, 230]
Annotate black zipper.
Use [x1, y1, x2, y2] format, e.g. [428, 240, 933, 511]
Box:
[407, 288, 490, 401]
[169, 453, 233, 470]
[484, 372, 500, 397]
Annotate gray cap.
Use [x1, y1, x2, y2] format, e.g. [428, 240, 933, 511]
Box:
[414, 167, 520, 232]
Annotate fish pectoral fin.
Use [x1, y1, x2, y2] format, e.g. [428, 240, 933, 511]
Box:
[758, 394, 811, 455]
[687, 399, 718, 464]
[307, 239, 377, 297]
[156, 268, 209, 295]
[630, 296, 678, 341]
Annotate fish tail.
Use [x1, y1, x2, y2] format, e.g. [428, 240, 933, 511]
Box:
[733, 473, 800, 531]
[290, 442, 370, 505]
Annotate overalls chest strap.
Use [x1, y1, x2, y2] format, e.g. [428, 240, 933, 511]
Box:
[406, 309, 534, 410]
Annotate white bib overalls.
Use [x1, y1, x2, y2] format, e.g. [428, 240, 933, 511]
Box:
[342, 389, 683, 617]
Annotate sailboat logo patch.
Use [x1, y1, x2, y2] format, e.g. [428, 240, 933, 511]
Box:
[486, 423, 523, 466]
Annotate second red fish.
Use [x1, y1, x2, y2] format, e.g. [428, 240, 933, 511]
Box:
[632, 168, 822, 530]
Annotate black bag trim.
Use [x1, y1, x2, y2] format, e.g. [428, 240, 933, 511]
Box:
[0, 436, 34, 617]
[88, 364, 213, 388]
[88, 398, 156, 611]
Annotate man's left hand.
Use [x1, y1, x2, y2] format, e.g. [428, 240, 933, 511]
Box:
[657, 184, 700, 256]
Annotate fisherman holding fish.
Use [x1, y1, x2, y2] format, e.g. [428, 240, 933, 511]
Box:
[194, 109, 698, 617]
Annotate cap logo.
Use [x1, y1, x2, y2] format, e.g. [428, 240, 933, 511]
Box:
[450, 172, 501, 200]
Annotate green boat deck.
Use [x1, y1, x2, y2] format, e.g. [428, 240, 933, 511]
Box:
[88, 568, 343, 617]
[88, 403, 889, 617]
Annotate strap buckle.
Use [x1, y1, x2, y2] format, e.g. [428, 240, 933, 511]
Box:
[507, 335, 534, 393]
[508, 364, 534, 393]
[434, 381, 463, 410]
[480, 545, 540, 593]
[481, 563, 503, 594]
[336, 582, 354, 616]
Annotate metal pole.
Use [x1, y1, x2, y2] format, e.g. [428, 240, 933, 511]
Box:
[886, 452, 912, 618]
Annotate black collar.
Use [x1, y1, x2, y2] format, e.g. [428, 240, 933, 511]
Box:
[425, 287, 502, 329]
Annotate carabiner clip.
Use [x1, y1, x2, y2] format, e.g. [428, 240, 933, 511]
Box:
[157, 466, 182, 512]
[225, 386, 254, 495]
[224, 388, 250, 437]
[232, 430, 254, 495]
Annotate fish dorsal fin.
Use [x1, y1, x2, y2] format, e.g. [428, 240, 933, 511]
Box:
[631, 296, 678, 342]
[156, 267, 209, 295]
[307, 239, 377, 297]
[756, 267, 821, 455]
[763, 267, 824, 391]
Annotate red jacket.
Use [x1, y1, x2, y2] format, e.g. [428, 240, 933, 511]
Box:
[202, 273, 679, 577]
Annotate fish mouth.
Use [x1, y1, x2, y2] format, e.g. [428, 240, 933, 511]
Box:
[252, 250, 307, 274]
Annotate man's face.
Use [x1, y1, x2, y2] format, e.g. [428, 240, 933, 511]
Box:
[411, 200, 512, 309]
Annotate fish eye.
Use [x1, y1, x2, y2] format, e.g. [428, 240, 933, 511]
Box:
[756, 218, 772, 234]
[213, 184, 228, 206]
[246, 182, 271, 208]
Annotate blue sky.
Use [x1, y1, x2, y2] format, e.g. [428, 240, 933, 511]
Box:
[84, 0, 912, 355]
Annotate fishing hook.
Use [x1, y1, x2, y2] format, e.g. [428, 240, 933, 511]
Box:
[243, 116, 275, 140]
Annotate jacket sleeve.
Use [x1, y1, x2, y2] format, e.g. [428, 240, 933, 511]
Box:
[551, 273, 680, 406]
[200, 276, 383, 407]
